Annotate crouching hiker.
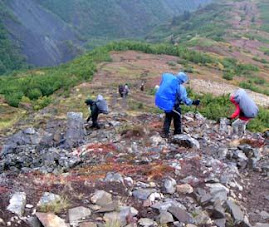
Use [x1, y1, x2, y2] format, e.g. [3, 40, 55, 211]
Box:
[229, 88, 258, 136]
[155, 71, 200, 138]
[85, 94, 109, 129]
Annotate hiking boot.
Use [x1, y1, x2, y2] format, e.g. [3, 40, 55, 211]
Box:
[160, 132, 169, 138]
[174, 131, 182, 135]
[90, 124, 100, 129]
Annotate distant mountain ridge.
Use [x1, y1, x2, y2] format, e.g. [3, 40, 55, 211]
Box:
[0, 0, 211, 70]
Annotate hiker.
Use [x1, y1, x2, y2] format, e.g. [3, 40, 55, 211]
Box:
[229, 88, 258, 136]
[118, 84, 124, 97]
[85, 94, 109, 129]
[123, 83, 129, 97]
[155, 72, 200, 138]
[140, 82, 145, 92]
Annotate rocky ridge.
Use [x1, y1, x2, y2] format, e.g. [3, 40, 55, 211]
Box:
[0, 109, 268, 227]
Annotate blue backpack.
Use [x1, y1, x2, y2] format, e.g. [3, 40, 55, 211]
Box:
[155, 73, 178, 112]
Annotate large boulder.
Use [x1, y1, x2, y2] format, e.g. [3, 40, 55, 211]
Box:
[63, 112, 86, 149]
[171, 134, 200, 149]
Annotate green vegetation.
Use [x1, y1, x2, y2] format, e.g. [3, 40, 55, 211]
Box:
[0, 3, 28, 75]
[147, 3, 230, 43]
[181, 91, 269, 132]
[36, 0, 205, 39]
[221, 58, 259, 78]
[257, 0, 269, 32]
[0, 40, 263, 108]
[0, 40, 268, 132]
[38, 196, 70, 214]
[239, 81, 269, 96]
[0, 52, 97, 107]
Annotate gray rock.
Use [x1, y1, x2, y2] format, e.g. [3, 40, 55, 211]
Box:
[132, 189, 156, 200]
[68, 206, 92, 225]
[158, 211, 174, 224]
[95, 201, 118, 213]
[226, 197, 244, 222]
[79, 222, 97, 227]
[238, 144, 254, 158]
[119, 206, 138, 217]
[164, 177, 177, 194]
[24, 128, 36, 135]
[27, 217, 42, 227]
[36, 212, 68, 227]
[37, 192, 61, 207]
[103, 211, 126, 226]
[214, 218, 226, 227]
[181, 176, 200, 185]
[193, 210, 212, 225]
[7, 192, 26, 216]
[104, 172, 124, 183]
[138, 218, 157, 227]
[254, 223, 269, 227]
[206, 183, 229, 203]
[171, 134, 200, 149]
[168, 206, 194, 224]
[216, 148, 228, 160]
[176, 184, 193, 194]
[260, 211, 269, 220]
[64, 112, 85, 149]
[151, 199, 186, 212]
[219, 118, 229, 133]
[262, 164, 269, 173]
[150, 135, 165, 146]
[206, 200, 225, 219]
[90, 190, 112, 206]
[0, 218, 5, 225]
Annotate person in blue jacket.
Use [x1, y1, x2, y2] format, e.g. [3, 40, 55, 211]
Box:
[162, 72, 200, 137]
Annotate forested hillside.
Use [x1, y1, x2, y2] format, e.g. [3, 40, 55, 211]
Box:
[35, 0, 211, 38]
[0, 0, 211, 71]
[0, 2, 27, 75]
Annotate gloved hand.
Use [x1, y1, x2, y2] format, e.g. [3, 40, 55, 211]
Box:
[192, 99, 200, 106]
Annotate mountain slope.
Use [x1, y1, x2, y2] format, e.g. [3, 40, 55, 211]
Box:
[146, 0, 269, 96]
[3, 0, 83, 67]
[0, 0, 211, 70]
[35, 0, 212, 38]
[0, 2, 27, 74]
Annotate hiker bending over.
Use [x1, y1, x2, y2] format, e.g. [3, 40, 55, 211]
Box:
[229, 88, 258, 136]
[123, 83, 129, 97]
[155, 72, 200, 138]
[85, 94, 109, 129]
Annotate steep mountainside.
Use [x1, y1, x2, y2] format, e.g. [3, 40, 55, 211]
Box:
[0, 2, 27, 74]
[0, 0, 211, 69]
[35, 0, 212, 38]
[147, 0, 269, 97]
[2, 0, 83, 67]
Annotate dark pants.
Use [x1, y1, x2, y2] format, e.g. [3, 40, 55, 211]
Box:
[163, 106, 181, 135]
[91, 109, 100, 128]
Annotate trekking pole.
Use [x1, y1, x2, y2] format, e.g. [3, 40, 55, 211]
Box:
[103, 115, 117, 132]
[194, 105, 198, 120]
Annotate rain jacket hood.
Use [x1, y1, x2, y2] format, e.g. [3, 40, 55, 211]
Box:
[176, 72, 189, 84]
